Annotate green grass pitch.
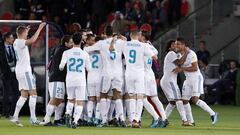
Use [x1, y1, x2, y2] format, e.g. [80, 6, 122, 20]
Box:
[0, 105, 240, 135]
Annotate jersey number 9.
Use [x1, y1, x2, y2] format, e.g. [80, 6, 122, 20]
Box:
[129, 50, 136, 63]
[69, 58, 84, 72]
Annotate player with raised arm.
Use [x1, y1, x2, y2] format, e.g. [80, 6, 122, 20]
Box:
[40, 35, 73, 126]
[173, 37, 218, 125]
[110, 30, 158, 128]
[160, 40, 192, 126]
[10, 23, 46, 127]
[59, 32, 91, 129]
[84, 26, 126, 127]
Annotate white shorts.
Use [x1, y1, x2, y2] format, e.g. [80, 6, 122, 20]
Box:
[49, 82, 65, 99]
[101, 75, 123, 94]
[125, 74, 145, 95]
[145, 74, 157, 96]
[66, 86, 87, 101]
[87, 83, 101, 97]
[160, 77, 181, 101]
[16, 72, 36, 91]
[182, 75, 204, 100]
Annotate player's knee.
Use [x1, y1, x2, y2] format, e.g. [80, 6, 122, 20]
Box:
[182, 100, 189, 104]
[76, 100, 84, 106]
[88, 96, 96, 101]
[68, 99, 75, 103]
[170, 101, 176, 105]
[100, 93, 108, 99]
[191, 96, 199, 104]
[113, 90, 121, 100]
[20, 90, 29, 98]
[136, 94, 144, 99]
[123, 93, 130, 99]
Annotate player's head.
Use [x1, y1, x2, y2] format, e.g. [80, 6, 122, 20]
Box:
[72, 32, 82, 46]
[61, 35, 73, 48]
[86, 34, 95, 46]
[16, 25, 29, 39]
[165, 40, 175, 52]
[175, 37, 188, 52]
[130, 30, 140, 40]
[3, 32, 14, 45]
[80, 29, 87, 42]
[104, 25, 113, 37]
[139, 31, 150, 42]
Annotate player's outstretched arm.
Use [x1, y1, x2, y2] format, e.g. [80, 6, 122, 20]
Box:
[25, 22, 46, 45]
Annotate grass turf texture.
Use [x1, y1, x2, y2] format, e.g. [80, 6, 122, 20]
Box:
[0, 105, 240, 135]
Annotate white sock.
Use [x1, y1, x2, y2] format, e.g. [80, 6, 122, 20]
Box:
[176, 101, 187, 121]
[44, 104, 55, 122]
[135, 99, 143, 122]
[196, 99, 215, 116]
[95, 102, 101, 120]
[29, 95, 37, 121]
[108, 100, 115, 121]
[165, 103, 175, 118]
[143, 98, 159, 120]
[129, 99, 136, 122]
[54, 102, 65, 120]
[73, 105, 83, 123]
[13, 96, 27, 120]
[151, 97, 167, 120]
[184, 103, 194, 123]
[125, 99, 131, 121]
[115, 99, 125, 121]
[87, 101, 94, 119]
[65, 102, 74, 116]
[100, 99, 108, 123]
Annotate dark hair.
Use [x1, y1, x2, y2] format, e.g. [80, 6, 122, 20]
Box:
[61, 35, 72, 46]
[165, 40, 175, 52]
[72, 32, 82, 45]
[86, 34, 95, 41]
[3, 32, 12, 41]
[200, 40, 206, 45]
[176, 37, 188, 47]
[95, 36, 103, 42]
[141, 31, 151, 41]
[104, 25, 113, 36]
[16, 25, 27, 35]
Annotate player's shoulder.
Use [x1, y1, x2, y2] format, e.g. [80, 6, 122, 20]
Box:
[188, 49, 197, 56]
[166, 51, 177, 57]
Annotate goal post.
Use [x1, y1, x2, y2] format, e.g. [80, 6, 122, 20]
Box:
[0, 20, 63, 112]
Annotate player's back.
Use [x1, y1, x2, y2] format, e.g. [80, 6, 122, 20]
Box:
[13, 39, 32, 74]
[144, 43, 158, 74]
[64, 47, 90, 87]
[123, 40, 151, 75]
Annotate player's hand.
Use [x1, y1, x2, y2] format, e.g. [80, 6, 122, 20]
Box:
[172, 67, 183, 73]
[38, 22, 46, 30]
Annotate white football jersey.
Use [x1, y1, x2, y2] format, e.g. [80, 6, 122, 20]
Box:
[59, 47, 91, 87]
[119, 40, 155, 76]
[162, 51, 179, 80]
[111, 39, 125, 76]
[84, 46, 103, 83]
[181, 50, 202, 79]
[144, 43, 158, 76]
[13, 39, 32, 75]
[84, 38, 123, 76]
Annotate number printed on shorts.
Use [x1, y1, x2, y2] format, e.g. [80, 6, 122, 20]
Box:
[56, 87, 63, 97]
[147, 58, 152, 65]
[68, 58, 84, 72]
[129, 50, 136, 63]
[92, 54, 99, 68]
[110, 51, 116, 60]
